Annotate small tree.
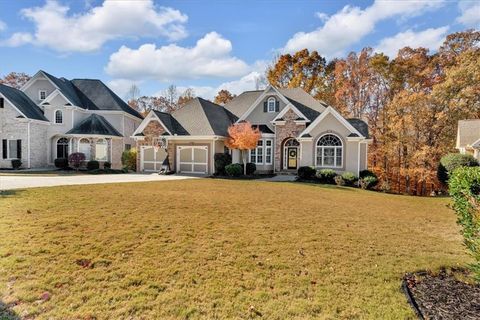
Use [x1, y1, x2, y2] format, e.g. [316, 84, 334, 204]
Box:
[121, 148, 137, 171]
[225, 122, 260, 175]
[68, 152, 86, 171]
[449, 167, 480, 281]
[214, 89, 236, 105]
[438, 153, 479, 185]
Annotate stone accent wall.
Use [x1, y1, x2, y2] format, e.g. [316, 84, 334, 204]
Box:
[274, 109, 306, 172]
[135, 120, 175, 172]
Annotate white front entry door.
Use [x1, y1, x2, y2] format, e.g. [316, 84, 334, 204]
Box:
[176, 146, 208, 174]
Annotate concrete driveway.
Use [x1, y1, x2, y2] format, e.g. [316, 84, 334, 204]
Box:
[0, 173, 199, 190]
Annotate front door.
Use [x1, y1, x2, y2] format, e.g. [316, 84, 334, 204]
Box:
[287, 147, 297, 169]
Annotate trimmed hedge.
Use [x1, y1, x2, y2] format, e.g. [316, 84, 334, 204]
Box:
[214, 153, 232, 175]
[449, 167, 480, 281]
[297, 166, 316, 180]
[341, 172, 358, 186]
[359, 169, 376, 179]
[438, 153, 479, 185]
[54, 158, 69, 169]
[225, 163, 242, 177]
[87, 160, 100, 171]
[103, 161, 112, 169]
[359, 175, 378, 190]
[11, 159, 22, 170]
[316, 169, 337, 184]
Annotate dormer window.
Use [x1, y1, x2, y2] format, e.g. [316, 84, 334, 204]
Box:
[55, 110, 63, 124]
[39, 90, 47, 100]
[267, 97, 276, 112]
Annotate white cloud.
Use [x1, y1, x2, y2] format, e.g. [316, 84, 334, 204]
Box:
[375, 26, 449, 57]
[0, 20, 6, 32]
[1, 0, 188, 52]
[283, 0, 445, 56]
[315, 12, 329, 22]
[457, 1, 480, 27]
[106, 32, 250, 81]
[108, 79, 142, 100]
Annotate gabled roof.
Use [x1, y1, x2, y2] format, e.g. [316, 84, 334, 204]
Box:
[224, 86, 326, 122]
[457, 120, 480, 148]
[152, 110, 188, 135]
[172, 98, 237, 136]
[252, 124, 274, 134]
[0, 84, 48, 121]
[66, 114, 122, 137]
[41, 70, 84, 107]
[347, 119, 369, 138]
[71, 79, 143, 119]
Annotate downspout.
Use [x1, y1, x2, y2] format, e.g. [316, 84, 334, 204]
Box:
[357, 141, 361, 177]
[27, 121, 31, 168]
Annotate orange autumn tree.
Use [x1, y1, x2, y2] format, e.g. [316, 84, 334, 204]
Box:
[225, 121, 261, 175]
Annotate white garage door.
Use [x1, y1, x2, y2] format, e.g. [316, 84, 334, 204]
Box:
[141, 147, 167, 172]
[177, 146, 208, 174]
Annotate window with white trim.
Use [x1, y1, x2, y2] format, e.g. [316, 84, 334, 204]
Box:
[316, 134, 342, 168]
[265, 139, 273, 164]
[79, 138, 91, 160]
[250, 140, 264, 164]
[55, 110, 63, 124]
[56, 138, 69, 159]
[2, 139, 21, 159]
[39, 90, 47, 100]
[267, 97, 276, 112]
[95, 139, 108, 161]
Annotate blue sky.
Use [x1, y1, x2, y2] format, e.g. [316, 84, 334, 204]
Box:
[0, 0, 478, 99]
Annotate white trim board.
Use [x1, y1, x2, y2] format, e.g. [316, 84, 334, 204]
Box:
[132, 110, 172, 136]
[271, 103, 310, 123]
[237, 85, 292, 122]
[299, 106, 364, 138]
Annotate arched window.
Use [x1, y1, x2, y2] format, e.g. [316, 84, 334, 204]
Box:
[284, 138, 300, 147]
[316, 134, 342, 167]
[55, 110, 63, 124]
[56, 138, 69, 159]
[267, 97, 276, 112]
[79, 138, 91, 160]
[95, 139, 107, 161]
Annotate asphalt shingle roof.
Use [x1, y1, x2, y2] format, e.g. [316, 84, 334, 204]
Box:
[0, 84, 48, 121]
[71, 79, 143, 119]
[41, 71, 84, 107]
[172, 98, 237, 136]
[66, 114, 122, 137]
[152, 110, 188, 135]
[457, 120, 480, 148]
[347, 119, 369, 138]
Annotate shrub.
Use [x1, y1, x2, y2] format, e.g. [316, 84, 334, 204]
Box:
[121, 148, 137, 171]
[87, 160, 100, 171]
[54, 158, 69, 169]
[334, 175, 345, 186]
[225, 163, 242, 177]
[438, 153, 479, 185]
[11, 159, 22, 169]
[103, 161, 112, 169]
[68, 152, 85, 171]
[297, 166, 316, 180]
[359, 175, 378, 190]
[342, 172, 358, 186]
[316, 169, 337, 184]
[449, 167, 480, 281]
[359, 169, 377, 179]
[214, 153, 232, 175]
[245, 162, 256, 175]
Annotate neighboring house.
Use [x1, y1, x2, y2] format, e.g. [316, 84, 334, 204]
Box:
[133, 85, 371, 175]
[0, 70, 143, 169]
[456, 119, 480, 160]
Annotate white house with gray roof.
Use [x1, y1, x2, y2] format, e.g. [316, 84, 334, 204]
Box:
[0, 70, 143, 169]
[133, 85, 371, 175]
[456, 119, 480, 160]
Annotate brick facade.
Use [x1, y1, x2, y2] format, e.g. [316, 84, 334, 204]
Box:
[135, 120, 175, 172]
[274, 109, 306, 172]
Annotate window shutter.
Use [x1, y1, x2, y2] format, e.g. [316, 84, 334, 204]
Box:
[275, 101, 280, 112]
[2, 140, 6, 159]
[17, 140, 22, 159]
[263, 101, 267, 112]
[0, 98, 4, 108]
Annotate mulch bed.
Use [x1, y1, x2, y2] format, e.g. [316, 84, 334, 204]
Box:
[403, 269, 480, 319]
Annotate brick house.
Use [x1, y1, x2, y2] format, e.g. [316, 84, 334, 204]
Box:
[133, 86, 371, 175]
[0, 70, 143, 169]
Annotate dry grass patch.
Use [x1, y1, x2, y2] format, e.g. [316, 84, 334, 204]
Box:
[0, 180, 469, 319]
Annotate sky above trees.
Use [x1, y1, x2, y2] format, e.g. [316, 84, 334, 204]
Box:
[0, 0, 478, 99]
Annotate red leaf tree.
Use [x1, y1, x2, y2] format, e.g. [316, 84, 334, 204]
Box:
[225, 121, 261, 175]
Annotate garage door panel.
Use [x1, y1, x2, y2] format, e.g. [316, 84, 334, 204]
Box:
[180, 148, 192, 162]
[144, 162, 155, 171]
[194, 164, 207, 173]
[141, 147, 168, 172]
[194, 148, 207, 162]
[179, 163, 191, 172]
[144, 148, 154, 161]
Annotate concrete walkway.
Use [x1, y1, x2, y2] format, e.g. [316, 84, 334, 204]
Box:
[0, 173, 198, 190]
[259, 175, 297, 182]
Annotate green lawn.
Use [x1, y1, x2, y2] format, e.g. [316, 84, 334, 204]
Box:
[0, 180, 469, 319]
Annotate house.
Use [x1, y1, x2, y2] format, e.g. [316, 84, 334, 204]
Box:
[0, 70, 143, 169]
[133, 85, 370, 175]
[456, 119, 480, 160]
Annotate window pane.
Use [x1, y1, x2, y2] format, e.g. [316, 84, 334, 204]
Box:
[257, 147, 263, 163]
[266, 140, 272, 146]
[316, 147, 323, 165]
[336, 148, 342, 166]
[8, 140, 17, 159]
[323, 148, 335, 166]
[95, 140, 107, 161]
[258, 140, 263, 146]
[250, 149, 256, 163]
